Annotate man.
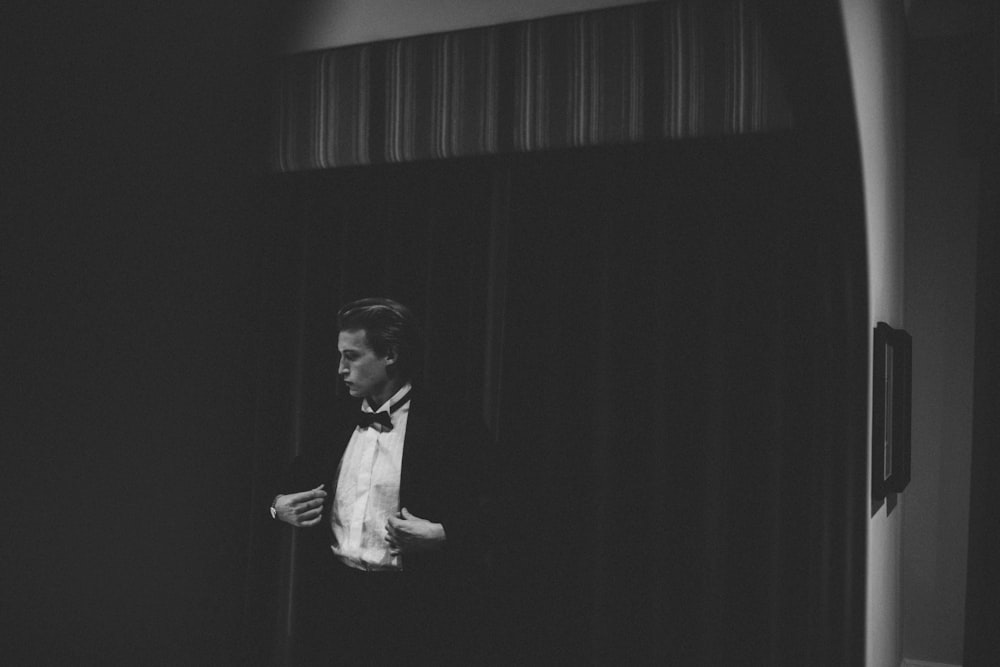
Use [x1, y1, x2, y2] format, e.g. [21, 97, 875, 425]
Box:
[271, 297, 492, 665]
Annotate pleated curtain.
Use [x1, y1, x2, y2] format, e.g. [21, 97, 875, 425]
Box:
[271, 0, 793, 171]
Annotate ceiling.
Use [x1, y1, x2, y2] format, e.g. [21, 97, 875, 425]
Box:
[905, 0, 993, 38]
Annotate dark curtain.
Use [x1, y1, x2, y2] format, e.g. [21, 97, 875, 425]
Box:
[246, 124, 867, 665]
[493, 136, 866, 665]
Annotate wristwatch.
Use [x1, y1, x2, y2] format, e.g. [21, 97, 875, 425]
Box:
[269, 495, 281, 519]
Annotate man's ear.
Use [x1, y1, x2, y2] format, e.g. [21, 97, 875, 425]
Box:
[383, 346, 398, 367]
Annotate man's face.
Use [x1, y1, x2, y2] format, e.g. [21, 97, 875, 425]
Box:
[337, 329, 393, 402]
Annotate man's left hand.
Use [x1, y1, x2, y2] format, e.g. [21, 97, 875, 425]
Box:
[385, 508, 446, 555]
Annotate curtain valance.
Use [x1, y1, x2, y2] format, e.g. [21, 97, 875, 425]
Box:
[271, 0, 792, 172]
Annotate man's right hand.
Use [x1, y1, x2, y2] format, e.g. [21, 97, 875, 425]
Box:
[273, 484, 327, 527]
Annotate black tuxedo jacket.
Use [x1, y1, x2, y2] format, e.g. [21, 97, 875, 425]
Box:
[277, 388, 494, 577]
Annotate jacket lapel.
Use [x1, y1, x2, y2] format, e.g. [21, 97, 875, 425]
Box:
[399, 391, 429, 510]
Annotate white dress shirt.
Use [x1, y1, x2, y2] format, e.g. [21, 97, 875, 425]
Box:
[330, 382, 412, 571]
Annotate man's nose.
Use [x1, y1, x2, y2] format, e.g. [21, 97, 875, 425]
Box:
[338, 359, 348, 375]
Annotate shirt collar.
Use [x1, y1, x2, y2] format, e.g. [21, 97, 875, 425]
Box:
[362, 381, 413, 414]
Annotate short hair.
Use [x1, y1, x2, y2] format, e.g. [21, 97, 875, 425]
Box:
[336, 297, 422, 379]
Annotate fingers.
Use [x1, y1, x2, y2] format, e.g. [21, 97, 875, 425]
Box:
[274, 486, 327, 527]
[283, 490, 309, 503]
[292, 508, 323, 527]
[299, 506, 323, 521]
[285, 485, 327, 503]
[385, 529, 401, 556]
[303, 485, 327, 503]
[385, 516, 404, 543]
[293, 497, 325, 515]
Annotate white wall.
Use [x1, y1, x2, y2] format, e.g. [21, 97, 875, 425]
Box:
[276, 0, 643, 53]
[839, 1, 907, 666]
[903, 104, 976, 667]
[901, 28, 980, 666]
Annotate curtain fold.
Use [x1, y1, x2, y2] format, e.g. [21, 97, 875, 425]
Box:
[271, 0, 793, 172]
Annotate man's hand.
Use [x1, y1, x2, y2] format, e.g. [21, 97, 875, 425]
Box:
[385, 508, 446, 556]
[273, 484, 327, 527]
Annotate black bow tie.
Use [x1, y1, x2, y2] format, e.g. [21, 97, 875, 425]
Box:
[356, 411, 393, 430]
[355, 389, 412, 431]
